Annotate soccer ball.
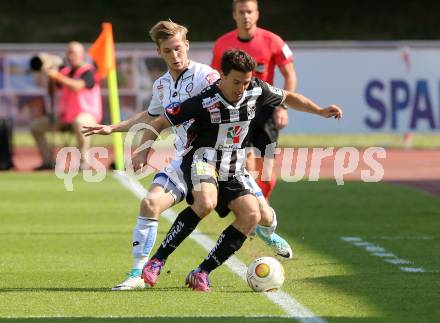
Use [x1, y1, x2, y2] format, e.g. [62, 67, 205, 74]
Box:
[246, 256, 285, 292]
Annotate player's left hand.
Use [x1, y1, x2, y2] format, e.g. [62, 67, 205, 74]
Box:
[273, 106, 289, 129]
[319, 105, 343, 120]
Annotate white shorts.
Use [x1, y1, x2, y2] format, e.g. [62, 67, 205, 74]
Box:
[152, 158, 187, 203]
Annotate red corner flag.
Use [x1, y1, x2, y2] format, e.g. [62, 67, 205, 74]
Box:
[88, 22, 116, 78]
[88, 23, 124, 171]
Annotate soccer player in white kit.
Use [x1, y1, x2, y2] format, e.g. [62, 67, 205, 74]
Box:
[83, 20, 292, 291]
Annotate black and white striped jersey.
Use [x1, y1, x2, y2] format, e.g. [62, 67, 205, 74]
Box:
[164, 77, 285, 179]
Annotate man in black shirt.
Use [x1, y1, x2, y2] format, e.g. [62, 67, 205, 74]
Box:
[135, 50, 342, 292]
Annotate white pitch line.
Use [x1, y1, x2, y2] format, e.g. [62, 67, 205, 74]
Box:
[341, 236, 426, 273]
[3, 315, 303, 319]
[370, 236, 435, 240]
[113, 171, 326, 323]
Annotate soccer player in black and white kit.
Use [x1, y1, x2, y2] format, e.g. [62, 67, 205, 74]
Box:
[83, 21, 293, 291]
[136, 50, 342, 291]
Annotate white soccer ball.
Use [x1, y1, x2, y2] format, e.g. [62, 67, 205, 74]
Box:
[246, 256, 285, 292]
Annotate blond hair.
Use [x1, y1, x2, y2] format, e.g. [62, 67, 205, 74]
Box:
[149, 20, 188, 46]
[232, 0, 258, 10]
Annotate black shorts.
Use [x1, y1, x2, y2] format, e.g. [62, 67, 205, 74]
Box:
[182, 157, 252, 218]
[245, 117, 279, 157]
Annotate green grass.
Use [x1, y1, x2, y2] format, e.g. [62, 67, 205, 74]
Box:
[1, 173, 439, 322]
[13, 131, 440, 149]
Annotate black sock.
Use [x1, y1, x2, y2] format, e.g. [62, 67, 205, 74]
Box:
[153, 206, 201, 260]
[199, 225, 247, 273]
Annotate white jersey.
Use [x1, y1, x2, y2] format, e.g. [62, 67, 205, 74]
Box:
[148, 61, 220, 157]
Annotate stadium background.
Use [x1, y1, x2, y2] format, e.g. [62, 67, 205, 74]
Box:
[2, 0, 440, 136]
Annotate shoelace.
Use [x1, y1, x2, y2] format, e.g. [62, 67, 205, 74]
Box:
[147, 260, 163, 273]
[127, 269, 142, 278]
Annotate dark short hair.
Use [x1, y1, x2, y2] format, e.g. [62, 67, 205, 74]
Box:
[220, 50, 256, 76]
[232, 0, 258, 11]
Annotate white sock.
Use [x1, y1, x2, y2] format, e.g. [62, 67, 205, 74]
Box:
[256, 207, 277, 238]
[132, 216, 158, 270]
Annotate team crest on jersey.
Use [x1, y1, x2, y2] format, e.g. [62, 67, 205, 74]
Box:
[247, 105, 256, 119]
[207, 102, 220, 112]
[165, 102, 181, 116]
[186, 82, 194, 94]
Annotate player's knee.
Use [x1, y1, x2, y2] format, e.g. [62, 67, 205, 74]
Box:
[140, 197, 161, 218]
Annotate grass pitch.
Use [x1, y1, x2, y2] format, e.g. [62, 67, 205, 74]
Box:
[0, 173, 439, 322]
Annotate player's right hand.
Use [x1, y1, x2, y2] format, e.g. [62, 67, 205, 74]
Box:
[81, 125, 113, 136]
[132, 151, 149, 173]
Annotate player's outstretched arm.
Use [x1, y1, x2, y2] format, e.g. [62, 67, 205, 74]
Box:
[82, 111, 155, 136]
[283, 91, 343, 120]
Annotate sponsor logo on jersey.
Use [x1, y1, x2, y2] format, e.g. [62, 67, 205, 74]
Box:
[230, 109, 240, 122]
[267, 84, 284, 97]
[202, 96, 221, 109]
[226, 125, 243, 144]
[157, 84, 164, 101]
[193, 160, 217, 177]
[206, 72, 218, 85]
[216, 120, 250, 150]
[242, 86, 263, 99]
[165, 102, 181, 116]
[210, 111, 221, 123]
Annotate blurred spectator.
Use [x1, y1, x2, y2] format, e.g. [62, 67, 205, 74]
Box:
[30, 41, 102, 170]
[0, 100, 14, 170]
